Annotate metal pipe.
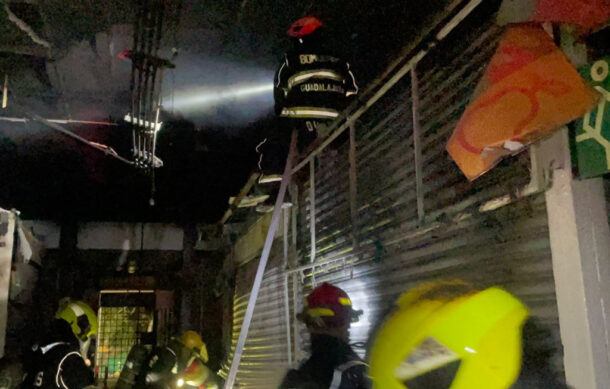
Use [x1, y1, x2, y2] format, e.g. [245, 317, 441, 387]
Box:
[140, 0, 155, 163]
[283, 207, 289, 268]
[147, 1, 165, 167]
[282, 207, 292, 364]
[151, 68, 164, 166]
[0, 117, 118, 125]
[283, 273, 293, 365]
[309, 160, 316, 264]
[129, 0, 144, 159]
[223, 129, 298, 389]
[134, 0, 149, 160]
[290, 183, 298, 247]
[291, 0, 485, 174]
[140, 2, 156, 139]
[410, 67, 425, 225]
[292, 271, 300, 362]
[348, 124, 360, 260]
[288, 182, 300, 362]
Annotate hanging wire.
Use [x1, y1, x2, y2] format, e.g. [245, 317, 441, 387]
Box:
[255, 137, 268, 171]
[11, 105, 134, 166]
[3, 4, 51, 48]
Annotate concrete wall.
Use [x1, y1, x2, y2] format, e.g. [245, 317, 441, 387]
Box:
[21, 220, 61, 249]
[21, 221, 225, 251]
[77, 222, 184, 251]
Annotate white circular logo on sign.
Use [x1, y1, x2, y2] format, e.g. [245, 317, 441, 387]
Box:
[591, 60, 609, 82]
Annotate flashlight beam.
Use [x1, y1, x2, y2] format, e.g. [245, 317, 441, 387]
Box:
[171, 83, 273, 110]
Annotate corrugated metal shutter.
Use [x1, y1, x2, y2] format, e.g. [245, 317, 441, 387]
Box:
[295, 0, 563, 374]
[221, 252, 293, 388]
[604, 176, 610, 222]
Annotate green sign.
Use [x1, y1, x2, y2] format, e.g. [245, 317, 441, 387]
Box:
[575, 57, 610, 179]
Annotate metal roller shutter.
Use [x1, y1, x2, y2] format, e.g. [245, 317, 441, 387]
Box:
[604, 176, 610, 222]
[222, 253, 293, 388]
[294, 0, 563, 374]
[300, 195, 560, 364]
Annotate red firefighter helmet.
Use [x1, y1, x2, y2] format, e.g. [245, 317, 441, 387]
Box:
[299, 283, 361, 328]
[287, 16, 324, 38]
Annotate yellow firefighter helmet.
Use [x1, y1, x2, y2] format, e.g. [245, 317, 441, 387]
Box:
[179, 330, 209, 363]
[55, 299, 98, 342]
[368, 280, 529, 389]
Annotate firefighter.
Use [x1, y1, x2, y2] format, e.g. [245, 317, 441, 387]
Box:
[54, 299, 98, 364]
[368, 280, 567, 389]
[135, 331, 218, 389]
[279, 283, 369, 389]
[260, 16, 358, 183]
[275, 16, 358, 135]
[21, 301, 97, 389]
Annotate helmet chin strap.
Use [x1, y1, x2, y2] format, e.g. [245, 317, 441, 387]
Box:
[79, 338, 92, 361]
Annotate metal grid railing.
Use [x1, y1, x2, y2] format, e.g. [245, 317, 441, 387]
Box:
[95, 292, 156, 383]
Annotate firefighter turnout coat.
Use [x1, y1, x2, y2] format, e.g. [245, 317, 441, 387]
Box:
[274, 38, 358, 131]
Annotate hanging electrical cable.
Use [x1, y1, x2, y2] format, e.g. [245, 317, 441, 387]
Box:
[3, 4, 51, 49]
[122, 0, 180, 205]
[11, 105, 134, 166]
[255, 137, 267, 171]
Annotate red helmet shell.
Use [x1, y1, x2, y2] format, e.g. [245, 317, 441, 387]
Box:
[287, 16, 323, 38]
[305, 283, 353, 328]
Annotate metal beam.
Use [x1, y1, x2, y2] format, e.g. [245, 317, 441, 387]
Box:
[543, 129, 610, 388]
[309, 160, 316, 264]
[543, 26, 610, 387]
[283, 273, 292, 365]
[0, 209, 16, 358]
[282, 207, 292, 364]
[410, 67, 425, 225]
[219, 173, 260, 225]
[348, 124, 361, 260]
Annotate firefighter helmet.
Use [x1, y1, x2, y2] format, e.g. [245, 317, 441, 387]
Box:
[179, 331, 209, 363]
[178, 358, 215, 387]
[287, 16, 323, 38]
[55, 299, 98, 342]
[368, 280, 529, 389]
[298, 283, 361, 329]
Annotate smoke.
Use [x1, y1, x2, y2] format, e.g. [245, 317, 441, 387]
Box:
[163, 52, 275, 130]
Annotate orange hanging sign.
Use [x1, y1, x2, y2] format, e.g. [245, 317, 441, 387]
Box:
[498, 0, 610, 29]
[446, 25, 599, 180]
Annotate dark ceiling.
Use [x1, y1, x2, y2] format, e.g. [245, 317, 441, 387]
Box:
[0, 0, 452, 222]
